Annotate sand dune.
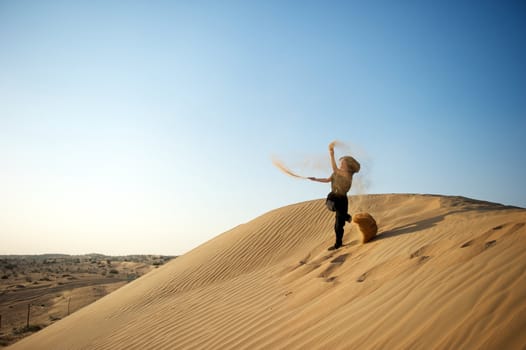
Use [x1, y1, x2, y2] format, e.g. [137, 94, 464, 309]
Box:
[8, 194, 526, 349]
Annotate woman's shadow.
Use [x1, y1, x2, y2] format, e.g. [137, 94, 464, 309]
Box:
[373, 215, 446, 241]
[371, 198, 521, 242]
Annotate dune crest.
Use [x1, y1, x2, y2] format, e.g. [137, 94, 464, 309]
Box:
[9, 194, 526, 350]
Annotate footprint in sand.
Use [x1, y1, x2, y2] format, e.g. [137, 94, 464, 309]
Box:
[318, 253, 351, 282]
[418, 255, 430, 263]
[410, 248, 424, 258]
[330, 253, 350, 264]
[460, 240, 473, 248]
[409, 247, 432, 263]
[356, 272, 368, 283]
[297, 253, 311, 266]
[484, 240, 497, 249]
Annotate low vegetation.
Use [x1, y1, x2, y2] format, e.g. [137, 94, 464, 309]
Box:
[0, 254, 175, 347]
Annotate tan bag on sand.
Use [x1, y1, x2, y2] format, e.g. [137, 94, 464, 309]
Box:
[352, 212, 378, 243]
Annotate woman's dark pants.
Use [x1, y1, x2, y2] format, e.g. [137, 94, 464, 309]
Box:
[333, 195, 349, 247]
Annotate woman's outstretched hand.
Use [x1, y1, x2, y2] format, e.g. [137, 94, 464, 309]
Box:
[329, 141, 338, 172]
[329, 141, 335, 153]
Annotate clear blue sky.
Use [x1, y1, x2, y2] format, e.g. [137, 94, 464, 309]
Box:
[1, 1, 525, 255]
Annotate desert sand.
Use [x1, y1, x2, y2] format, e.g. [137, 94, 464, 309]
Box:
[7, 194, 526, 349]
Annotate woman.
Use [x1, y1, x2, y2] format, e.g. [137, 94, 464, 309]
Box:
[308, 142, 360, 250]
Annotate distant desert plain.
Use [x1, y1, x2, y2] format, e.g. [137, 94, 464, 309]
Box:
[4, 194, 526, 349]
[0, 254, 173, 347]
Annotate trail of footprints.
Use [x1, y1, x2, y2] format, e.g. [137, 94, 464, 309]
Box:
[459, 222, 523, 249]
[290, 241, 359, 284]
[289, 222, 524, 285]
[356, 222, 525, 283]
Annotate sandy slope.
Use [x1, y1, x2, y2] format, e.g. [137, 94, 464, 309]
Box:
[8, 194, 526, 350]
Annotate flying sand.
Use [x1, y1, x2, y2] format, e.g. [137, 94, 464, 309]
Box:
[273, 141, 378, 245]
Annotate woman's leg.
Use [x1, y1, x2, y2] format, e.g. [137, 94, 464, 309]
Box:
[334, 212, 346, 247]
[332, 196, 349, 249]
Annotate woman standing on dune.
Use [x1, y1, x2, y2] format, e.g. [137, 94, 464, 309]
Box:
[308, 142, 360, 250]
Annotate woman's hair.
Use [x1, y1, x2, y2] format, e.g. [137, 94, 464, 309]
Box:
[340, 156, 360, 176]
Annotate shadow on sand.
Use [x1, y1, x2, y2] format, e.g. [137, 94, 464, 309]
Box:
[373, 200, 522, 242]
[373, 215, 446, 242]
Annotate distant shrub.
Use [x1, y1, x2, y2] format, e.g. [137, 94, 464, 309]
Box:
[109, 269, 119, 274]
[14, 325, 43, 335]
[0, 335, 16, 347]
[4, 263, 17, 270]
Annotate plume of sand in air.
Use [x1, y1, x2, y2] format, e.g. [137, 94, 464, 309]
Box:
[271, 140, 373, 202]
[271, 141, 357, 180]
[271, 157, 308, 179]
[329, 140, 372, 196]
